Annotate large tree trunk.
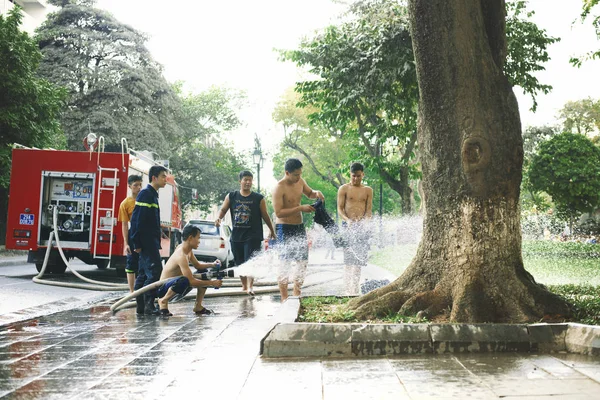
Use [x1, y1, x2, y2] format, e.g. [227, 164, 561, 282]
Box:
[349, 0, 571, 323]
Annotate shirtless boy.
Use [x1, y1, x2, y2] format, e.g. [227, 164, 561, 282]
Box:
[337, 162, 373, 295]
[156, 225, 223, 316]
[272, 158, 324, 302]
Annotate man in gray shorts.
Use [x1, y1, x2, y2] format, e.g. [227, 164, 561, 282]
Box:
[337, 162, 373, 295]
[272, 158, 324, 302]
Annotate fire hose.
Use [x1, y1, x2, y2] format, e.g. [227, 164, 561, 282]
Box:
[34, 207, 341, 307]
[32, 207, 130, 290]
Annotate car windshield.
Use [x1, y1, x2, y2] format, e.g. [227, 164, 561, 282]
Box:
[190, 222, 219, 236]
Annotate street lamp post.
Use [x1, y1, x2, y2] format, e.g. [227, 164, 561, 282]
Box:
[252, 135, 264, 194]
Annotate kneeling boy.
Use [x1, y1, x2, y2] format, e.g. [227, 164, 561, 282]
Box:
[157, 225, 222, 316]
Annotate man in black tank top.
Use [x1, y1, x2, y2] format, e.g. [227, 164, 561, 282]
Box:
[216, 170, 276, 295]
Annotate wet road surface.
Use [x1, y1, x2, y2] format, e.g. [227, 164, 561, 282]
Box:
[0, 254, 599, 399]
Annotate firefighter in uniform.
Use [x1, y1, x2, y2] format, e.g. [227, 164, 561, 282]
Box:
[130, 165, 168, 315]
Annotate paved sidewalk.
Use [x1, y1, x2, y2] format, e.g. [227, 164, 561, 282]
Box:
[0, 260, 599, 399]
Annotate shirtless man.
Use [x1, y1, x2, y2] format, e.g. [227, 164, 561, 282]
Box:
[156, 224, 223, 316]
[337, 162, 373, 295]
[272, 158, 324, 302]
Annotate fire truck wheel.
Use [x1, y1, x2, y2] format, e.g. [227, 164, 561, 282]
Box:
[96, 260, 109, 270]
[36, 262, 67, 274]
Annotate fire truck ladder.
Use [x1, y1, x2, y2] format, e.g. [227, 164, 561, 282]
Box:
[93, 166, 119, 264]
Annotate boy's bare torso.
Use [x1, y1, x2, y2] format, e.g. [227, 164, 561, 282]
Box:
[341, 184, 371, 221]
[275, 179, 305, 225]
[160, 245, 190, 280]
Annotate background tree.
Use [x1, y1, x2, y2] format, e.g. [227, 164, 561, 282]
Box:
[273, 89, 407, 217]
[521, 125, 560, 210]
[170, 86, 247, 213]
[273, 88, 352, 190]
[504, 0, 560, 112]
[282, 0, 419, 214]
[349, 0, 571, 323]
[571, 0, 600, 66]
[557, 98, 600, 137]
[282, 0, 559, 215]
[35, 0, 182, 154]
[0, 6, 67, 245]
[528, 132, 600, 233]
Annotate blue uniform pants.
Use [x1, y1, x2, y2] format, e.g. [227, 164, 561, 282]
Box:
[134, 243, 163, 298]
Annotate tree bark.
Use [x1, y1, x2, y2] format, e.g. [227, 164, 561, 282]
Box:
[349, 0, 571, 323]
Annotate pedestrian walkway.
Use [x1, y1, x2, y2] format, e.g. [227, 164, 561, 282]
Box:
[0, 260, 599, 399]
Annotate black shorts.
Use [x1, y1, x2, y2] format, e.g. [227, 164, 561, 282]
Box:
[275, 224, 308, 261]
[231, 238, 263, 265]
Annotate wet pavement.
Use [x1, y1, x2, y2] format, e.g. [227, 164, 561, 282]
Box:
[0, 252, 599, 399]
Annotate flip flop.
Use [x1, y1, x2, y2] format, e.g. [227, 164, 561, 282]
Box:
[159, 309, 173, 317]
[194, 307, 214, 315]
[248, 290, 255, 296]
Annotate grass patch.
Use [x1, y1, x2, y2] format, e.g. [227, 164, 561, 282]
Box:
[369, 241, 600, 286]
[299, 286, 599, 325]
[298, 296, 428, 324]
[548, 284, 600, 325]
[368, 243, 417, 277]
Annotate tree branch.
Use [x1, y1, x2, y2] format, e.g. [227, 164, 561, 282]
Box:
[282, 139, 341, 189]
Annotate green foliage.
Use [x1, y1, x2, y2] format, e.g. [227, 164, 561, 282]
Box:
[522, 125, 561, 163]
[521, 125, 560, 211]
[35, 1, 182, 154]
[570, 0, 600, 66]
[280, 0, 419, 213]
[273, 89, 407, 217]
[528, 132, 600, 225]
[0, 6, 67, 187]
[281, 0, 559, 212]
[505, 1, 560, 111]
[548, 284, 600, 325]
[557, 98, 600, 136]
[273, 88, 353, 190]
[170, 86, 248, 212]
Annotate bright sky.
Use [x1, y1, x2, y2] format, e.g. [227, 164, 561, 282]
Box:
[96, 0, 600, 190]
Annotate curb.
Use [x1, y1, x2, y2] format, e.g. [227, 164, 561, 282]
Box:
[260, 311, 600, 358]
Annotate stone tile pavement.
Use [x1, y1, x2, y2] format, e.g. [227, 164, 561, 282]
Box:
[0, 261, 598, 399]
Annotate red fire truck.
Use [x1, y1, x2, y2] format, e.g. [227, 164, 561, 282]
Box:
[5, 144, 182, 274]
